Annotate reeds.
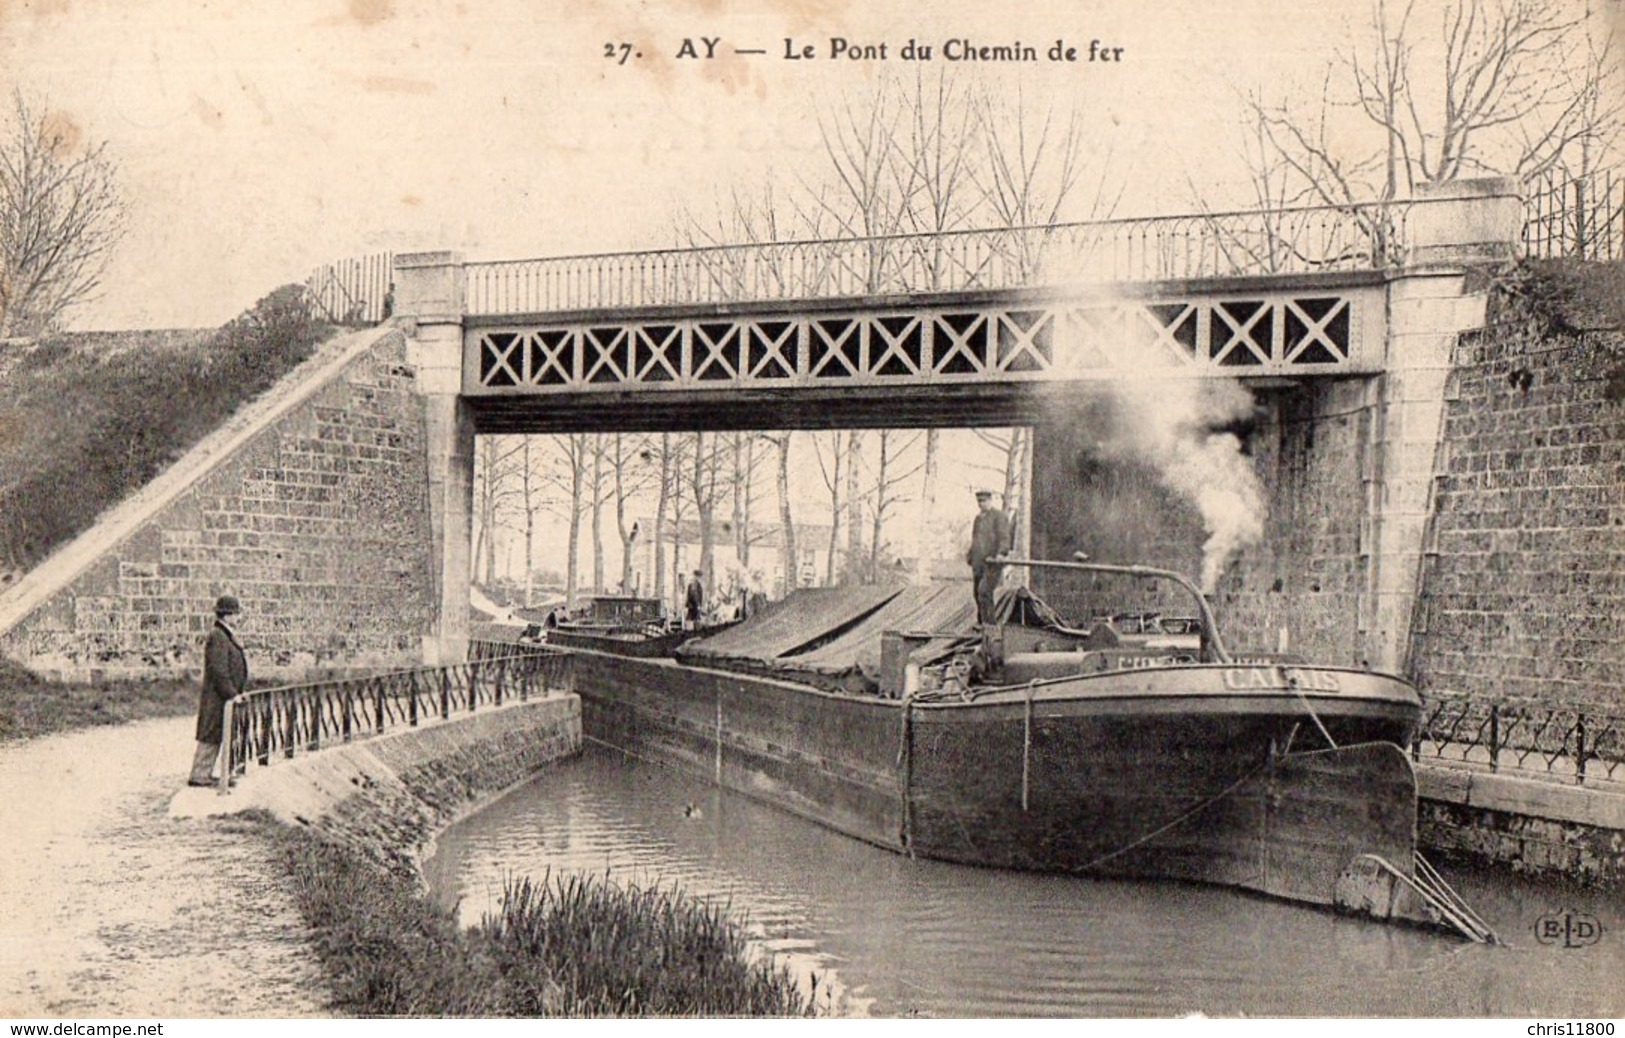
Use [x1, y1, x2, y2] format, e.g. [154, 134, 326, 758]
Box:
[478, 869, 812, 1017]
[267, 820, 812, 1017]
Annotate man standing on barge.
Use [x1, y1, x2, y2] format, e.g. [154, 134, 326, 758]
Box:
[966, 489, 1011, 625]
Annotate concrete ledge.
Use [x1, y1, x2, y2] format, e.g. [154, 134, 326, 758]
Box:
[170, 694, 581, 874]
[1417, 762, 1625, 829]
[1417, 762, 1625, 886]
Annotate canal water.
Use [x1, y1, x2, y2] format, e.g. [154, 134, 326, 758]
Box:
[427, 745, 1625, 1018]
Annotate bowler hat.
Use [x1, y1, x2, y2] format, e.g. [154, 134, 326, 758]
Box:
[213, 595, 241, 616]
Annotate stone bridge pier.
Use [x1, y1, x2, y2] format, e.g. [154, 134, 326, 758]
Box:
[1030, 180, 1522, 673]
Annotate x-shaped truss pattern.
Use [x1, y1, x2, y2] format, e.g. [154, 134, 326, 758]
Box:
[471, 293, 1364, 392]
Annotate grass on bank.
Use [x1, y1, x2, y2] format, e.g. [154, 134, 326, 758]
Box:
[0, 658, 196, 742]
[262, 818, 814, 1018]
[0, 285, 334, 580]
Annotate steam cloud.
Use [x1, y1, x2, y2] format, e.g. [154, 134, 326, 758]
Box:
[1094, 377, 1266, 593]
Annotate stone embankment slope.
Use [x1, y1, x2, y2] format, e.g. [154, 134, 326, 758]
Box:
[0, 716, 329, 1017]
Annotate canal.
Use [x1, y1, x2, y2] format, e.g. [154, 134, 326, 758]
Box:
[426, 745, 1624, 1017]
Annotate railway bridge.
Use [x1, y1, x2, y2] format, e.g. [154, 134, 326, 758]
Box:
[398, 177, 1522, 677]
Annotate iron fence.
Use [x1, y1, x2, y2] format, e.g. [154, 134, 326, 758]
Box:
[305, 252, 395, 325]
[1523, 169, 1625, 261]
[1412, 693, 1625, 785]
[219, 646, 571, 791]
[465, 201, 1404, 316]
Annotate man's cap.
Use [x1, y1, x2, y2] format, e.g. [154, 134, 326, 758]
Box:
[214, 595, 241, 615]
[974, 488, 994, 499]
[693, 569, 703, 576]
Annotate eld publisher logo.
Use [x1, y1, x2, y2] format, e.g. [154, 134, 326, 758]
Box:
[1535, 909, 1604, 948]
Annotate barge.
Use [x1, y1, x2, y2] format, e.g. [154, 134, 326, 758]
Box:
[560, 558, 1492, 939]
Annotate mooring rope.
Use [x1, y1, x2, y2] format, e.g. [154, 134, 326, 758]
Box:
[1077, 760, 1271, 874]
[1287, 670, 1339, 750]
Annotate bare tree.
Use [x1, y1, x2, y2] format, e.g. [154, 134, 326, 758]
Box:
[690, 432, 722, 595]
[534, 434, 592, 608]
[812, 430, 847, 586]
[612, 433, 658, 595]
[517, 437, 550, 607]
[589, 434, 607, 595]
[761, 431, 798, 595]
[843, 430, 866, 584]
[471, 436, 525, 588]
[0, 90, 126, 337]
[868, 429, 925, 578]
[648, 434, 683, 604]
[1226, 0, 1620, 213]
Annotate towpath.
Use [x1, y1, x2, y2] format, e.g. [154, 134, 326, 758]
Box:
[0, 716, 330, 1017]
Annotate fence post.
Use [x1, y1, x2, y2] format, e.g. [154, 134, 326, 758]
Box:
[1573, 178, 1588, 259]
[374, 678, 385, 734]
[257, 697, 272, 765]
[283, 695, 297, 760]
[342, 685, 354, 742]
[1576, 713, 1588, 785]
[217, 699, 236, 795]
[441, 669, 452, 720]
[311, 691, 322, 752]
[494, 657, 506, 707]
[1488, 704, 1499, 772]
[409, 673, 420, 727]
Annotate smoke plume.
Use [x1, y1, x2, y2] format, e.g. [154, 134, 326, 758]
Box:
[1093, 377, 1266, 593]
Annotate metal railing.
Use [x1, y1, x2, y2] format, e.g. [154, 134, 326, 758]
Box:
[1523, 168, 1624, 261]
[465, 201, 1405, 316]
[306, 252, 395, 325]
[1412, 693, 1624, 785]
[218, 645, 572, 792]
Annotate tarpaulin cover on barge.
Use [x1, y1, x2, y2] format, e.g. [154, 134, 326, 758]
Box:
[677, 584, 976, 692]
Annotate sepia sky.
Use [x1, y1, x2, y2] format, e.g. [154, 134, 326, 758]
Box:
[0, 0, 1403, 331]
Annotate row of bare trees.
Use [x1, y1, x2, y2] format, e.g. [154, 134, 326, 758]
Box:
[470, 427, 1027, 611]
[1199, 0, 1621, 272]
[664, 70, 1103, 566]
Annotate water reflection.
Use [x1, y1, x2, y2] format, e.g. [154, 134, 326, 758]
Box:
[427, 745, 1625, 1017]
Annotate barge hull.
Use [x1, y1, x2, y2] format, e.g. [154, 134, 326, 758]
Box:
[574, 650, 1424, 917]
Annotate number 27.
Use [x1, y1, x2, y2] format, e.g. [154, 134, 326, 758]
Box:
[604, 42, 634, 65]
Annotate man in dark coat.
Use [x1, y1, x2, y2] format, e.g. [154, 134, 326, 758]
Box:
[965, 489, 1012, 625]
[683, 569, 705, 631]
[189, 595, 248, 787]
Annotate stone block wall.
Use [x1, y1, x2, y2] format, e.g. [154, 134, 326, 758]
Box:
[1215, 380, 1370, 663]
[1416, 764, 1625, 887]
[1411, 270, 1625, 710]
[0, 328, 436, 681]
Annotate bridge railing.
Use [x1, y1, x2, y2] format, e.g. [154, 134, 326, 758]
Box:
[1523, 168, 1624, 261]
[465, 201, 1405, 315]
[217, 644, 572, 792]
[1412, 692, 1625, 786]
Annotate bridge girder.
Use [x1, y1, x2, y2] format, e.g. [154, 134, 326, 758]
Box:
[462, 275, 1389, 434]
